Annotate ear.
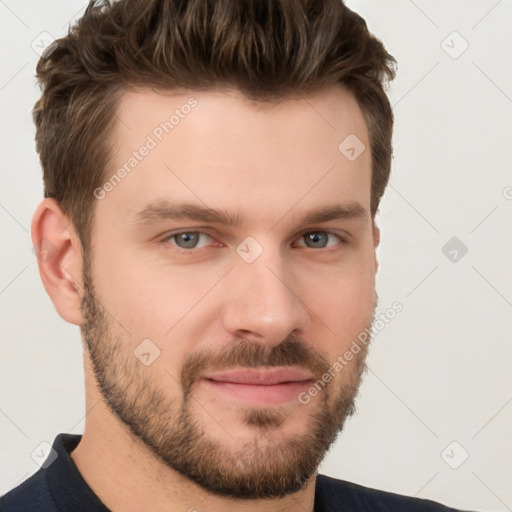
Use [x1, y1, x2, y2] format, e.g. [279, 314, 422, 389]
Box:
[31, 198, 84, 326]
[372, 220, 381, 274]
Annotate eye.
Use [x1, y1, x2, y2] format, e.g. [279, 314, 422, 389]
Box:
[164, 231, 213, 250]
[160, 229, 345, 253]
[295, 231, 344, 249]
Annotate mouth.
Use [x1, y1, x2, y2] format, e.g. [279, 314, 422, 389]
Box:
[200, 367, 315, 405]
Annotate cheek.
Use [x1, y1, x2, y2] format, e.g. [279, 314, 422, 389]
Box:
[320, 280, 374, 330]
[91, 242, 171, 318]
[91, 245, 226, 355]
[306, 258, 376, 338]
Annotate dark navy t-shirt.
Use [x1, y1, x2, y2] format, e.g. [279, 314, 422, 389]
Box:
[0, 434, 472, 511]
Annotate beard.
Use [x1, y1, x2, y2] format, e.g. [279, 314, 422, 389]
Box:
[79, 250, 375, 499]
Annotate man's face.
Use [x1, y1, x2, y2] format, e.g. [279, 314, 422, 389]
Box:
[80, 86, 378, 498]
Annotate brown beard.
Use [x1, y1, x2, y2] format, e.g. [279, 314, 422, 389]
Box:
[79, 251, 373, 499]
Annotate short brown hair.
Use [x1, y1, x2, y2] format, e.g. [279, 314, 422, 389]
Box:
[33, 0, 396, 252]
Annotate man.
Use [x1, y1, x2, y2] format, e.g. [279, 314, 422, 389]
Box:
[0, 0, 473, 511]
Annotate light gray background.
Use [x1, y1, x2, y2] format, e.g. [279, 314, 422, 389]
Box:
[1, 1, 511, 510]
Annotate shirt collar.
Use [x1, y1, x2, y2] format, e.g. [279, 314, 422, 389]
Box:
[46, 433, 110, 512]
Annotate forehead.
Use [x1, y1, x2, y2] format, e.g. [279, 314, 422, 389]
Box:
[114, 85, 368, 146]
[99, 86, 372, 229]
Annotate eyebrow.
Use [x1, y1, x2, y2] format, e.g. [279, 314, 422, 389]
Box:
[131, 200, 367, 228]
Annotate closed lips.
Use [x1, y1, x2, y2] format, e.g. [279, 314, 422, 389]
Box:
[202, 367, 314, 385]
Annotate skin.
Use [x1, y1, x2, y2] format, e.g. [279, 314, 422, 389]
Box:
[32, 85, 380, 512]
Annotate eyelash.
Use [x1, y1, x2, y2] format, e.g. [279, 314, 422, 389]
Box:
[160, 230, 347, 254]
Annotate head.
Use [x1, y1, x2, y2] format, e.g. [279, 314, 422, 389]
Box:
[32, 0, 396, 500]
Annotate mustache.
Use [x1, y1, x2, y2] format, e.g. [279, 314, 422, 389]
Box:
[180, 336, 331, 396]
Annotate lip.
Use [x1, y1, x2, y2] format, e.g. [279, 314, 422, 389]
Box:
[200, 367, 315, 405]
[203, 367, 314, 385]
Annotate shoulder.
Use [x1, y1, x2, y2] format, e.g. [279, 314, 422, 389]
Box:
[315, 474, 471, 512]
[0, 468, 56, 512]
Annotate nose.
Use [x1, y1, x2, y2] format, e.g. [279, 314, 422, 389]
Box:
[220, 248, 310, 347]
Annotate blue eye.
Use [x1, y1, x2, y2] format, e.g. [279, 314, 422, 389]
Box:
[298, 231, 342, 249]
[168, 232, 212, 250]
[161, 230, 344, 253]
